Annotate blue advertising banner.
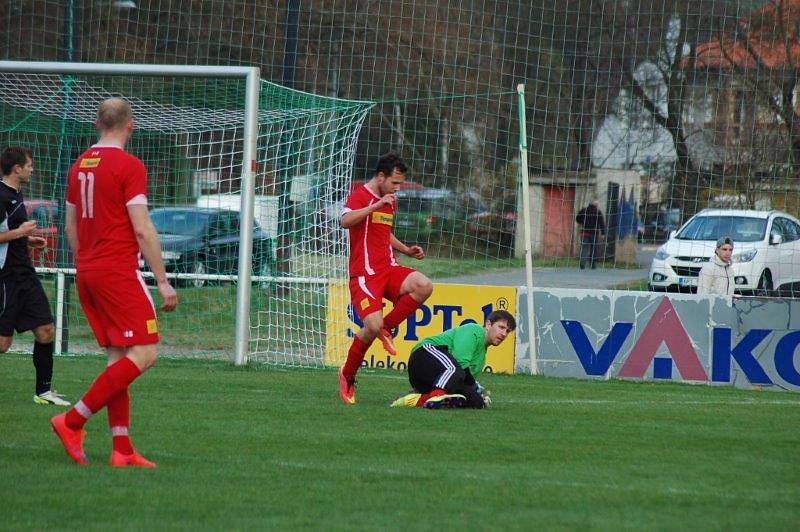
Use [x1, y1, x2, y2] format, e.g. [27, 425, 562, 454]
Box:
[515, 288, 800, 392]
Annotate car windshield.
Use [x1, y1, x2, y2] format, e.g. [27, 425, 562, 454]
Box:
[676, 216, 766, 242]
[150, 210, 210, 237]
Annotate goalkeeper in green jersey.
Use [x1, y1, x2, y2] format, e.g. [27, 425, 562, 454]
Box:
[390, 310, 516, 409]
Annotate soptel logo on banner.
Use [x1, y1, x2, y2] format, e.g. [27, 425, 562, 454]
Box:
[560, 297, 800, 388]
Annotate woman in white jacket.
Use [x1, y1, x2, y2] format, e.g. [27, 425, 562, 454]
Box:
[697, 236, 735, 296]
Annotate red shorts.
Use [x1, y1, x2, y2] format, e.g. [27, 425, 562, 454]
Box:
[76, 269, 159, 347]
[348, 266, 416, 321]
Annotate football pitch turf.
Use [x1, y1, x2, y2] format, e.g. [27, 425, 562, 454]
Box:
[1, 354, 798, 530]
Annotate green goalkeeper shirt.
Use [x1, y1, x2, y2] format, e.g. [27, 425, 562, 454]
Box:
[413, 323, 487, 376]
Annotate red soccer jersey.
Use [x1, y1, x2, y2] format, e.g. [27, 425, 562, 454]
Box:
[66, 145, 148, 272]
[343, 184, 398, 277]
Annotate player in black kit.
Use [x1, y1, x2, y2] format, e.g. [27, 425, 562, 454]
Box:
[0, 147, 69, 406]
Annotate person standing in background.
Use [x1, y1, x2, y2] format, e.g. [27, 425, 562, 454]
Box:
[0, 147, 68, 406]
[697, 236, 735, 297]
[576, 198, 605, 270]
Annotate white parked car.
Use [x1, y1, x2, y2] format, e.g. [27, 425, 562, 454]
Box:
[648, 209, 800, 296]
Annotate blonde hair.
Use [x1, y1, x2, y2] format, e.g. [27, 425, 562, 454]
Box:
[96, 98, 132, 132]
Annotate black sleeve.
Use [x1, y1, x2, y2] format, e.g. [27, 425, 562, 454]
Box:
[450, 370, 484, 409]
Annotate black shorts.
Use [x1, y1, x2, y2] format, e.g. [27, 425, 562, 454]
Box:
[408, 344, 485, 408]
[0, 274, 54, 336]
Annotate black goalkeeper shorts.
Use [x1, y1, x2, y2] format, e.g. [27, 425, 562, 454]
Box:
[408, 344, 484, 408]
[0, 273, 54, 336]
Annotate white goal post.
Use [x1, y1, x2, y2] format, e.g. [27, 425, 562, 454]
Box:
[0, 61, 260, 366]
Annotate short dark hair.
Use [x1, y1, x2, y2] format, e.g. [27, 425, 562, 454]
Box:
[1, 147, 32, 176]
[487, 310, 516, 331]
[374, 151, 407, 177]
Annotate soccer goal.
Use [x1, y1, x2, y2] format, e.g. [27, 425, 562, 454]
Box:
[0, 61, 373, 366]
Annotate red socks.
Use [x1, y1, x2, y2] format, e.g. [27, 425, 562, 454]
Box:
[341, 294, 422, 381]
[65, 357, 141, 430]
[108, 388, 133, 455]
[342, 295, 422, 380]
[342, 336, 370, 381]
[383, 294, 421, 331]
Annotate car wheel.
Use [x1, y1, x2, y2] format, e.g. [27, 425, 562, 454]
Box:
[191, 261, 208, 288]
[756, 270, 773, 297]
[787, 282, 800, 299]
[179, 259, 207, 288]
[257, 260, 273, 290]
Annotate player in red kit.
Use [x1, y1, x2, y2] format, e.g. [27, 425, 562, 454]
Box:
[338, 152, 433, 405]
[50, 98, 178, 467]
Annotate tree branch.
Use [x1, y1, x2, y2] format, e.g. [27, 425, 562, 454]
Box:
[622, 66, 668, 129]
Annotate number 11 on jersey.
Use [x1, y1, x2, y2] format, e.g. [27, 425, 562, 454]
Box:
[78, 171, 95, 219]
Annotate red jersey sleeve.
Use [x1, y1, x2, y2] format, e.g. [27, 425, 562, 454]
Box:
[122, 156, 148, 205]
[343, 188, 369, 214]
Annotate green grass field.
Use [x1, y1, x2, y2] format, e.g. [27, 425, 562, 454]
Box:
[2, 354, 798, 530]
[397, 255, 641, 278]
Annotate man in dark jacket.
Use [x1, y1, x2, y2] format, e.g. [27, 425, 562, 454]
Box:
[576, 199, 605, 269]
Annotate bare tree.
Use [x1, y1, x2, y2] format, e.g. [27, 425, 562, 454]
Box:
[593, 1, 732, 217]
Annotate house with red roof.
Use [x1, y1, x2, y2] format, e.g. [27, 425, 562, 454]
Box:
[686, 0, 800, 175]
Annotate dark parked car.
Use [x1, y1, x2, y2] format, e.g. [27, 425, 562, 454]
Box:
[641, 207, 681, 242]
[466, 192, 517, 252]
[393, 188, 486, 242]
[146, 207, 273, 288]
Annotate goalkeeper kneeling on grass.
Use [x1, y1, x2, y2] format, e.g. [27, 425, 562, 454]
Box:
[391, 310, 516, 409]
